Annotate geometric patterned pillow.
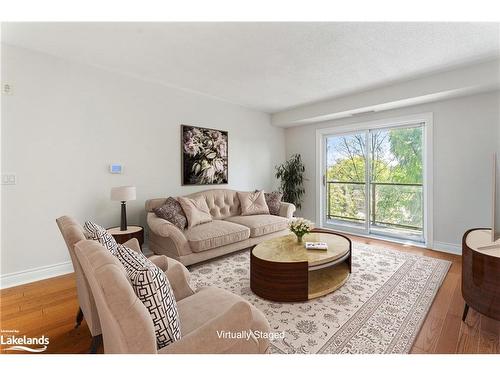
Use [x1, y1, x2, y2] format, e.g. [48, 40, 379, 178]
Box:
[83, 221, 119, 255]
[153, 197, 187, 230]
[264, 191, 283, 216]
[114, 244, 181, 349]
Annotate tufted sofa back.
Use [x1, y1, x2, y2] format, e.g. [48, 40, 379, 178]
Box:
[145, 189, 244, 220]
[186, 189, 241, 220]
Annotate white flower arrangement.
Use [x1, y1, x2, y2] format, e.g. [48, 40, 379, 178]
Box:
[288, 217, 314, 242]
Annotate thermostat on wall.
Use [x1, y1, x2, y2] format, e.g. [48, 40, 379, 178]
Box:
[109, 164, 123, 174]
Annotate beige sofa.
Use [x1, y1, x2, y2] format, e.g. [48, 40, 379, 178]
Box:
[74, 239, 271, 354]
[146, 189, 296, 266]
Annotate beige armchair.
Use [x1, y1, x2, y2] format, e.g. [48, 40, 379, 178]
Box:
[56, 216, 173, 353]
[74, 239, 271, 354]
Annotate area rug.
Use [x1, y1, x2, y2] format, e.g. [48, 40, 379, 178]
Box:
[188, 242, 451, 354]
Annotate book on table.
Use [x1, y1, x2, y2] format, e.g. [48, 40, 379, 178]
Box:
[305, 242, 328, 250]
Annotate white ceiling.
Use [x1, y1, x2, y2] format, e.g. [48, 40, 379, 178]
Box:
[2, 22, 499, 113]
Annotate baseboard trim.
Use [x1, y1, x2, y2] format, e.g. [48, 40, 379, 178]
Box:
[432, 241, 461, 255]
[0, 261, 74, 289]
[319, 226, 462, 256]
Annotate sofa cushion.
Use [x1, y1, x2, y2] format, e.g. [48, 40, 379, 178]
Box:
[178, 196, 213, 228]
[114, 244, 181, 349]
[225, 214, 289, 238]
[176, 286, 267, 337]
[237, 191, 269, 216]
[184, 220, 250, 252]
[153, 197, 187, 230]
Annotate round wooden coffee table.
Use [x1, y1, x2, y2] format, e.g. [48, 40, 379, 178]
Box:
[250, 230, 351, 302]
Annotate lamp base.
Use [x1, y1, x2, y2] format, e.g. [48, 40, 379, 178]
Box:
[120, 201, 127, 231]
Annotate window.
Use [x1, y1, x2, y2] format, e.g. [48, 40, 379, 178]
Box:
[317, 114, 432, 245]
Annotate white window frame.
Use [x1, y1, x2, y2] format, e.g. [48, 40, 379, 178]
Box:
[315, 112, 433, 248]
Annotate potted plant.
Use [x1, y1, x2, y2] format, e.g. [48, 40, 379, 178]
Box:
[275, 154, 306, 210]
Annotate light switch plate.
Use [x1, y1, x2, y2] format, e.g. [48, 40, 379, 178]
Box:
[2, 174, 17, 185]
[2, 83, 13, 95]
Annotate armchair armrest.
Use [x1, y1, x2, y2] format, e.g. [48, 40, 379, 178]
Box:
[118, 236, 192, 300]
[123, 238, 141, 253]
[279, 202, 296, 219]
[165, 258, 194, 300]
[158, 301, 257, 354]
[147, 255, 169, 272]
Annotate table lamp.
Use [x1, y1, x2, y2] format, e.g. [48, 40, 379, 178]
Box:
[110, 186, 136, 231]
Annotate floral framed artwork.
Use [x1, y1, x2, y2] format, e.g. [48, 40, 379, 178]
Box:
[181, 125, 228, 185]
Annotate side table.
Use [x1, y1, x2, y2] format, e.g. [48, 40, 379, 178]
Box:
[107, 225, 144, 251]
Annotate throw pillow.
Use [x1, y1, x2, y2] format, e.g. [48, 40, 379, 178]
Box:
[177, 196, 213, 228]
[115, 244, 181, 349]
[84, 221, 119, 255]
[265, 191, 283, 216]
[238, 191, 270, 216]
[153, 197, 187, 230]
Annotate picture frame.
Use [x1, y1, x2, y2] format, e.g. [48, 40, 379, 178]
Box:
[181, 124, 228, 185]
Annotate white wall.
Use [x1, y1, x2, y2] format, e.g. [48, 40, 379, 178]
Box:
[1, 44, 285, 284]
[285, 90, 500, 251]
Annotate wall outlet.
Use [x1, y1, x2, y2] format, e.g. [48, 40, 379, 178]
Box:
[2, 83, 13, 95]
[2, 174, 17, 185]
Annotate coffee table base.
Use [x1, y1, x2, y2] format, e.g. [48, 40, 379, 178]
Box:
[250, 250, 351, 302]
[308, 262, 350, 299]
[250, 253, 308, 302]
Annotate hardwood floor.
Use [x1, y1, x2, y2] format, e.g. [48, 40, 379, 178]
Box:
[1, 236, 499, 354]
[0, 274, 98, 354]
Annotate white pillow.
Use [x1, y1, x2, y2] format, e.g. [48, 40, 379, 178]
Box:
[84, 221, 119, 255]
[237, 191, 270, 216]
[115, 244, 181, 349]
[177, 196, 213, 228]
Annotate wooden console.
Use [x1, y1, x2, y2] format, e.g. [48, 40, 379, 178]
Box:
[462, 228, 500, 322]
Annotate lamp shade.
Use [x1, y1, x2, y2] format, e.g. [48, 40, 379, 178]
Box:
[110, 186, 136, 202]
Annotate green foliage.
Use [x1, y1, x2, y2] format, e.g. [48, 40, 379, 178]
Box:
[388, 127, 422, 183]
[326, 127, 423, 233]
[275, 154, 306, 209]
[328, 183, 366, 222]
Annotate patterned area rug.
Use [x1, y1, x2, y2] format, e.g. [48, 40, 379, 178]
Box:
[188, 243, 451, 354]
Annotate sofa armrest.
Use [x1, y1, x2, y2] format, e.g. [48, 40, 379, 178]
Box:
[147, 214, 184, 238]
[123, 238, 141, 253]
[147, 213, 190, 257]
[158, 301, 258, 354]
[165, 259, 195, 301]
[279, 202, 296, 219]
